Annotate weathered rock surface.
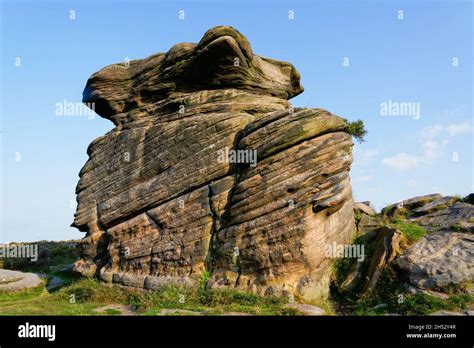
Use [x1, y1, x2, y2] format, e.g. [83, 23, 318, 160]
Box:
[72, 26, 356, 300]
[411, 196, 457, 216]
[382, 193, 474, 233]
[361, 227, 402, 294]
[397, 232, 474, 290]
[0, 269, 43, 291]
[354, 202, 381, 235]
[337, 226, 402, 295]
[354, 202, 375, 216]
[382, 194, 442, 218]
[46, 276, 65, 291]
[410, 202, 474, 233]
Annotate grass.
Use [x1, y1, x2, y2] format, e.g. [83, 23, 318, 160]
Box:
[0, 277, 301, 316]
[328, 219, 472, 316]
[104, 309, 122, 315]
[0, 240, 300, 316]
[329, 233, 378, 314]
[349, 267, 474, 316]
[390, 217, 426, 243]
[331, 204, 470, 315]
[0, 283, 100, 315]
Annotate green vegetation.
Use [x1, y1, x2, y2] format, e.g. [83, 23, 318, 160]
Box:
[0, 277, 300, 316]
[2, 241, 81, 293]
[1, 241, 301, 316]
[354, 210, 362, 226]
[440, 281, 473, 295]
[2, 241, 78, 274]
[352, 267, 473, 315]
[329, 216, 473, 316]
[343, 119, 367, 143]
[330, 233, 378, 312]
[333, 233, 374, 287]
[332, 259, 474, 316]
[390, 217, 426, 243]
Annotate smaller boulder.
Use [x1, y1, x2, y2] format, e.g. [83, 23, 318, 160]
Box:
[412, 196, 458, 216]
[46, 276, 65, 291]
[357, 214, 382, 234]
[0, 269, 43, 291]
[463, 193, 474, 205]
[361, 227, 402, 294]
[354, 202, 375, 216]
[410, 202, 474, 232]
[382, 193, 441, 217]
[397, 232, 474, 290]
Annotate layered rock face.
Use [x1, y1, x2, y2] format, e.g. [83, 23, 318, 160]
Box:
[72, 26, 355, 300]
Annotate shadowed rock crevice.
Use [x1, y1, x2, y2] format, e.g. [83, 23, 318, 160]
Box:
[73, 26, 356, 300]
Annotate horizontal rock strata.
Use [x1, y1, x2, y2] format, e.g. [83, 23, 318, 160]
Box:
[72, 26, 356, 300]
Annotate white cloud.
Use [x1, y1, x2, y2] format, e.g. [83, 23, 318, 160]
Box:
[381, 153, 418, 171]
[446, 121, 472, 136]
[378, 120, 470, 172]
[421, 124, 443, 140]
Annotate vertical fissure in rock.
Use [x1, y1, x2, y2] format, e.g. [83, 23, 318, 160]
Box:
[93, 201, 110, 274]
[205, 128, 248, 285]
[205, 183, 220, 274]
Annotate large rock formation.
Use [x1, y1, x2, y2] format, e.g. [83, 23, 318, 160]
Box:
[72, 26, 356, 300]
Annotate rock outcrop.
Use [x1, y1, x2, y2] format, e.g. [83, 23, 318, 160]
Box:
[382, 193, 474, 233]
[343, 193, 474, 297]
[384, 193, 474, 292]
[0, 269, 42, 292]
[397, 232, 474, 291]
[72, 26, 356, 300]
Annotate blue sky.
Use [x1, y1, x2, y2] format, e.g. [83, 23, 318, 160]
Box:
[1, 0, 472, 242]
